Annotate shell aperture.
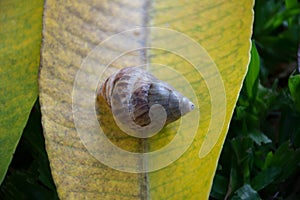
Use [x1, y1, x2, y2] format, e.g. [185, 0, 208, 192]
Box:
[97, 67, 194, 137]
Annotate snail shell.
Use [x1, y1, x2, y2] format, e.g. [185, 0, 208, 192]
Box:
[97, 67, 194, 137]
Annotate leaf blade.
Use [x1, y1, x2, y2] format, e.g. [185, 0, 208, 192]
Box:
[39, 0, 254, 199]
[0, 0, 43, 184]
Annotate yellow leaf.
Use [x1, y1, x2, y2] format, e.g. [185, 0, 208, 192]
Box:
[0, 0, 43, 184]
[39, 0, 253, 199]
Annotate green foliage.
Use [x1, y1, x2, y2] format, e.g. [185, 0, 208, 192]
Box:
[289, 74, 300, 112]
[254, 0, 300, 77]
[0, 101, 59, 200]
[211, 0, 300, 199]
[245, 43, 260, 100]
[231, 184, 261, 200]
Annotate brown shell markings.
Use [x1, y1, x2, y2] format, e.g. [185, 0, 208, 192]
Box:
[97, 67, 194, 137]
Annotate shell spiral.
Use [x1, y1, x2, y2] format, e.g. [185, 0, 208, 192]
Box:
[97, 67, 194, 137]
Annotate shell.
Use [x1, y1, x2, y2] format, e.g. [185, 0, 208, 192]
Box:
[97, 67, 194, 137]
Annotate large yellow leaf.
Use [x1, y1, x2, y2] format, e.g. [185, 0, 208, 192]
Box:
[39, 0, 253, 199]
[0, 0, 43, 184]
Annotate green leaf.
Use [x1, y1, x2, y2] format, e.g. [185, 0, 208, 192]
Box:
[278, 109, 300, 146]
[264, 142, 300, 182]
[249, 130, 272, 145]
[263, 6, 300, 35]
[0, 101, 58, 199]
[285, 0, 300, 25]
[251, 167, 281, 191]
[231, 184, 261, 200]
[0, 0, 44, 184]
[288, 74, 300, 112]
[245, 42, 260, 99]
[211, 174, 229, 200]
[263, 151, 273, 170]
[231, 137, 254, 184]
[285, 0, 299, 9]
